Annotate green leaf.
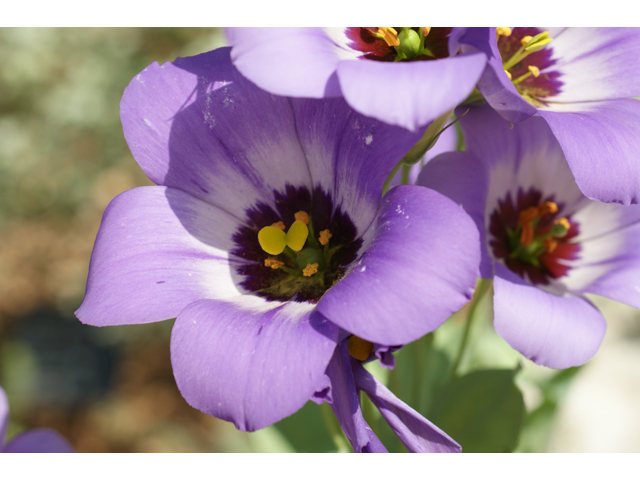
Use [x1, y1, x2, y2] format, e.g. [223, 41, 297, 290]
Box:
[427, 369, 525, 452]
[274, 401, 337, 452]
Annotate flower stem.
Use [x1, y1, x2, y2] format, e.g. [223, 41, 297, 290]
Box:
[450, 278, 492, 378]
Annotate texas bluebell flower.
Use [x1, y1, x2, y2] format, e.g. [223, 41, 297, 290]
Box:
[455, 27, 640, 204]
[1, 387, 73, 453]
[419, 104, 640, 369]
[227, 28, 486, 132]
[324, 339, 461, 453]
[76, 48, 480, 431]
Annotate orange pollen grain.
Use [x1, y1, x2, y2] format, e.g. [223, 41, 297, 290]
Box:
[318, 229, 332, 246]
[294, 211, 310, 225]
[538, 201, 558, 216]
[348, 336, 374, 361]
[271, 221, 286, 231]
[420, 27, 432, 36]
[520, 223, 534, 246]
[302, 263, 319, 277]
[264, 258, 284, 269]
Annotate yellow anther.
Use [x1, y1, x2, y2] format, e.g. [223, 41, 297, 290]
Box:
[528, 65, 541, 78]
[271, 221, 286, 231]
[520, 223, 534, 247]
[554, 218, 571, 231]
[286, 220, 309, 252]
[302, 263, 319, 277]
[504, 69, 512, 80]
[521, 35, 533, 47]
[318, 229, 332, 246]
[378, 27, 400, 47]
[264, 258, 284, 269]
[496, 27, 512, 37]
[294, 211, 310, 225]
[348, 335, 374, 361]
[420, 27, 431, 36]
[258, 226, 287, 255]
[539, 201, 558, 216]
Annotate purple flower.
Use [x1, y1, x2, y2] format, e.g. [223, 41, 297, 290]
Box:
[1, 387, 73, 453]
[75, 48, 480, 432]
[323, 339, 461, 453]
[419, 104, 640, 369]
[455, 27, 640, 205]
[227, 28, 487, 132]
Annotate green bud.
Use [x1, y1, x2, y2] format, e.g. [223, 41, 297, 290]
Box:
[550, 222, 568, 237]
[397, 28, 421, 58]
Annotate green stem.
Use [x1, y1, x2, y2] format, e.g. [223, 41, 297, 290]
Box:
[451, 278, 492, 377]
[401, 163, 411, 185]
[382, 158, 405, 197]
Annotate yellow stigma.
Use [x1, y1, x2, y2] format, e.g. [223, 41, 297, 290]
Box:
[318, 229, 332, 246]
[377, 27, 400, 47]
[264, 257, 284, 269]
[496, 27, 512, 37]
[286, 220, 309, 252]
[271, 221, 286, 231]
[504, 69, 512, 80]
[258, 226, 287, 255]
[420, 27, 431, 36]
[348, 336, 374, 361]
[294, 211, 310, 225]
[302, 263, 319, 277]
[528, 65, 541, 78]
[521, 35, 533, 47]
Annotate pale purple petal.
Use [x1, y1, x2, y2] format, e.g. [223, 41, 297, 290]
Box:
[457, 27, 536, 123]
[352, 360, 461, 453]
[326, 342, 387, 453]
[548, 28, 640, 103]
[417, 151, 492, 278]
[289, 98, 424, 237]
[76, 186, 247, 327]
[317, 185, 480, 345]
[0, 387, 8, 446]
[170, 298, 338, 432]
[228, 28, 344, 98]
[3, 430, 74, 453]
[121, 47, 313, 220]
[538, 99, 640, 205]
[493, 269, 606, 369]
[336, 52, 487, 131]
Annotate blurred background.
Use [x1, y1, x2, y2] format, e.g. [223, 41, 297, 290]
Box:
[0, 28, 639, 453]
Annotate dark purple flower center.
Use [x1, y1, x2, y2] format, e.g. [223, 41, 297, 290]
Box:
[345, 27, 452, 62]
[489, 187, 580, 285]
[497, 27, 563, 106]
[231, 184, 362, 303]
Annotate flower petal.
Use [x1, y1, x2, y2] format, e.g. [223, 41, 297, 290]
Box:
[317, 185, 480, 345]
[352, 360, 461, 453]
[228, 28, 345, 98]
[76, 186, 247, 327]
[547, 27, 640, 103]
[537, 99, 640, 205]
[336, 52, 487, 131]
[457, 27, 537, 123]
[326, 342, 387, 453]
[170, 297, 338, 432]
[0, 387, 8, 447]
[289, 97, 424, 237]
[417, 151, 492, 279]
[121, 47, 313, 219]
[3, 429, 74, 453]
[493, 268, 606, 369]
